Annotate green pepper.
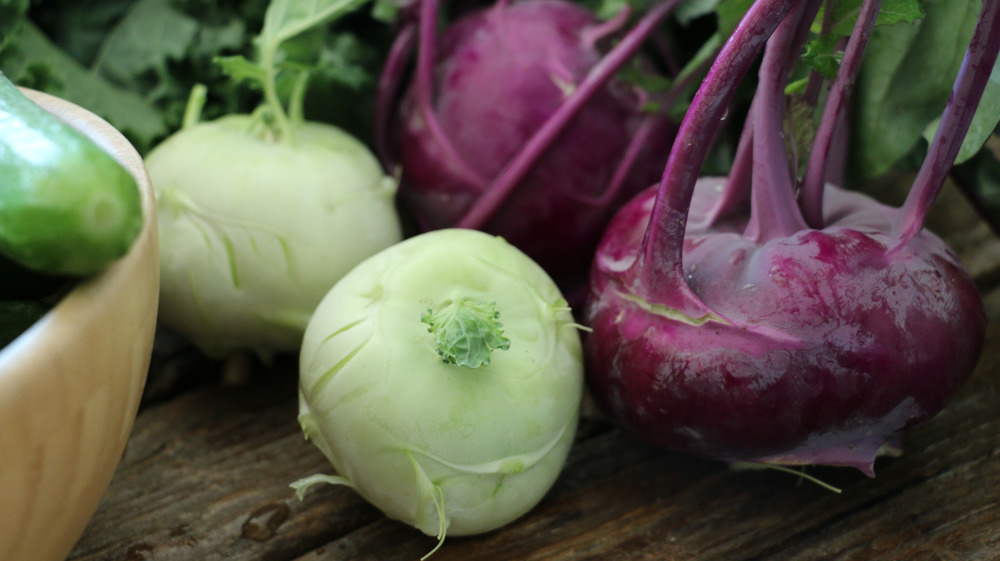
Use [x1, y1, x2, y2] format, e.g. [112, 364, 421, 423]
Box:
[0, 71, 142, 276]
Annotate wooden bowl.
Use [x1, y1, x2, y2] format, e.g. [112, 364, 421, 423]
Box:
[0, 90, 159, 561]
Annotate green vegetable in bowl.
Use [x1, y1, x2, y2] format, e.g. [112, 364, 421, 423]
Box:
[0, 70, 142, 275]
[0, 71, 142, 277]
[293, 228, 585, 558]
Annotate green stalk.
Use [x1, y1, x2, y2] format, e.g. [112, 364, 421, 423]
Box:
[259, 44, 295, 143]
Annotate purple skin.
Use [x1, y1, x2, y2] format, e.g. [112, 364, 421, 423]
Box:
[387, 0, 678, 295]
[586, 180, 986, 475]
[584, 0, 1000, 475]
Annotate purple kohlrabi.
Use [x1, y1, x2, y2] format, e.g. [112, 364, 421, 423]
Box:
[377, 0, 682, 297]
[584, 0, 998, 476]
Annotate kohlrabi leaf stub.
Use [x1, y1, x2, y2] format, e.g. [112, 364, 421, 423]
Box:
[296, 229, 584, 554]
[422, 299, 511, 368]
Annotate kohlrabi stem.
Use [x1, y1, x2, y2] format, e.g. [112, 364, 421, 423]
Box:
[743, 0, 811, 243]
[375, 22, 418, 169]
[456, 0, 682, 230]
[560, 115, 663, 208]
[581, 5, 632, 48]
[705, 101, 754, 225]
[182, 84, 208, 130]
[638, 0, 799, 308]
[558, 52, 702, 209]
[260, 45, 295, 143]
[288, 71, 311, 124]
[892, 0, 1000, 247]
[800, 0, 882, 229]
[703, 0, 820, 230]
[416, 0, 490, 190]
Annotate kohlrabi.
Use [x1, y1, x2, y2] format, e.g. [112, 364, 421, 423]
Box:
[293, 228, 584, 557]
[146, 0, 402, 359]
[584, 0, 998, 476]
[377, 0, 686, 298]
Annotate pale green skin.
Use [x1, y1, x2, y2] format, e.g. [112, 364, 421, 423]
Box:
[146, 115, 402, 358]
[296, 229, 584, 541]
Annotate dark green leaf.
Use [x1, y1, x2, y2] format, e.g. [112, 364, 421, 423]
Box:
[850, 0, 981, 178]
[922, 53, 1000, 165]
[716, 0, 754, 36]
[825, 0, 926, 37]
[0, 20, 167, 149]
[0, 0, 31, 51]
[215, 54, 266, 86]
[93, 0, 199, 86]
[259, 0, 372, 51]
[674, 0, 720, 25]
[801, 33, 843, 78]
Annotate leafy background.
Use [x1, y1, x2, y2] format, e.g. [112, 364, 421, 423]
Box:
[0, 0, 392, 154]
[2, 0, 999, 230]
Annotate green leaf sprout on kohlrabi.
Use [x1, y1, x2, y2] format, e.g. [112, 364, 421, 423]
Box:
[421, 298, 511, 367]
[145, 0, 401, 360]
[292, 229, 586, 559]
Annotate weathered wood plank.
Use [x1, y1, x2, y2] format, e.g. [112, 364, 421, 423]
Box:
[67, 357, 383, 561]
[70, 322, 1000, 561]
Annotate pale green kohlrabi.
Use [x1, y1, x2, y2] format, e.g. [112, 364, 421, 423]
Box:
[144, 0, 402, 358]
[293, 229, 585, 557]
[147, 116, 401, 358]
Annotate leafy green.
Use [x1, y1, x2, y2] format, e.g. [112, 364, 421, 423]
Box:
[674, 0, 721, 26]
[800, 33, 842, 79]
[211, 0, 378, 141]
[421, 299, 511, 369]
[1, 19, 168, 147]
[0, 0, 387, 153]
[850, 0, 981, 178]
[0, 0, 263, 153]
[819, 0, 926, 37]
[801, 0, 925, 78]
[259, 0, 370, 48]
[0, 0, 32, 51]
[922, 54, 1000, 165]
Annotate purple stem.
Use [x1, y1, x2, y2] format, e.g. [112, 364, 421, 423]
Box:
[707, 0, 819, 229]
[416, 0, 490, 190]
[456, 0, 682, 229]
[581, 5, 633, 49]
[893, 0, 1000, 246]
[800, 0, 882, 229]
[825, 109, 849, 186]
[374, 23, 418, 169]
[654, 26, 683, 76]
[557, 51, 706, 208]
[558, 115, 662, 207]
[705, 99, 755, 225]
[743, 0, 810, 243]
[638, 0, 800, 309]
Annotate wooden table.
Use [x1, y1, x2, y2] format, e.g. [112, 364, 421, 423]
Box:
[67, 181, 1000, 561]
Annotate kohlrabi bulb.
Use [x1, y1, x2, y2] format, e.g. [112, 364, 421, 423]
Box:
[294, 229, 584, 555]
[147, 115, 402, 358]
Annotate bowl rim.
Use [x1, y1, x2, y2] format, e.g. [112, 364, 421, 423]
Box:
[0, 88, 159, 375]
